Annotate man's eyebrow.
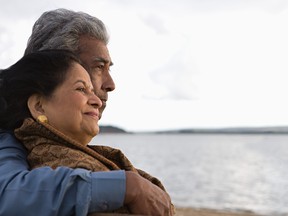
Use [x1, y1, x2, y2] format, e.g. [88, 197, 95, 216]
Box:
[92, 57, 114, 66]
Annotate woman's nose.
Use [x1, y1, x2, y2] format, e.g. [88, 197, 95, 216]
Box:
[89, 93, 102, 108]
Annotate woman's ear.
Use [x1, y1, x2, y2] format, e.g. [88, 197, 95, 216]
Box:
[27, 94, 45, 119]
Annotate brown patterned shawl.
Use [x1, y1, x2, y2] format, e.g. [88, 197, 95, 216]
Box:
[14, 118, 167, 214]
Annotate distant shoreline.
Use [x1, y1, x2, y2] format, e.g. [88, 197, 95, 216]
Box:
[90, 207, 263, 216]
[175, 207, 263, 216]
[99, 125, 288, 134]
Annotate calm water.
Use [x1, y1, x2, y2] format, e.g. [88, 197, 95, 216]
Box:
[91, 133, 288, 216]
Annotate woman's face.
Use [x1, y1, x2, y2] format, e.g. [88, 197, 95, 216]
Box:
[42, 63, 102, 145]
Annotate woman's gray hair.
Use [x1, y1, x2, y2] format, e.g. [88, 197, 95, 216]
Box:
[24, 8, 109, 55]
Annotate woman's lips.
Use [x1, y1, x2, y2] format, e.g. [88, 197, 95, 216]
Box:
[85, 111, 99, 120]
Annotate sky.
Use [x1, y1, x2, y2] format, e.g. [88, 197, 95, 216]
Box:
[1, 0, 288, 132]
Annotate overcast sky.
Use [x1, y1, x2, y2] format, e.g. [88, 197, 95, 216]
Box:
[1, 0, 288, 132]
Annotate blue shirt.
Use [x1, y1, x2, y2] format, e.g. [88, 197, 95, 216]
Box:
[0, 131, 126, 216]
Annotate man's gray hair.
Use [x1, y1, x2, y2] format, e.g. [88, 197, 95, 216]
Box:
[24, 8, 109, 55]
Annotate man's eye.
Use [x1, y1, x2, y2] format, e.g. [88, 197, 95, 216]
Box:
[91, 63, 111, 74]
[96, 65, 104, 70]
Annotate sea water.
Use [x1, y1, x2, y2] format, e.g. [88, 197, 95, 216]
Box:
[91, 133, 288, 216]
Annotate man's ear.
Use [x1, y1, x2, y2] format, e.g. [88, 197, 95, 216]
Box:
[27, 94, 45, 119]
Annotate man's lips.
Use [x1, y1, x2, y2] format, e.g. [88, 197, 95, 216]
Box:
[100, 99, 107, 108]
[99, 99, 106, 119]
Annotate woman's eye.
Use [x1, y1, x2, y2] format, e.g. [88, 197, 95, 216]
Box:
[77, 87, 86, 93]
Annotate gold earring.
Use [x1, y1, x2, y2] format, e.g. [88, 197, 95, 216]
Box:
[37, 115, 48, 123]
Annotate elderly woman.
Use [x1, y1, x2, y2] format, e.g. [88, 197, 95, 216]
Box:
[0, 50, 173, 214]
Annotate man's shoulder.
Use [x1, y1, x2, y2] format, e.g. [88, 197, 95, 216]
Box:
[0, 130, 23, 148]
[0, 130, 15, 139]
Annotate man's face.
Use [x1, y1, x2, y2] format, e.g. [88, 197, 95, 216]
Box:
[78, 36, 115, 119]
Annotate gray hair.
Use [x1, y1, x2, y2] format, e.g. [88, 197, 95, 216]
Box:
[24, 8, 109, 55]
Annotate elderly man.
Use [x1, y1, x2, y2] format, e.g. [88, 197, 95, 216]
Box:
[0, 8, 173, 216]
